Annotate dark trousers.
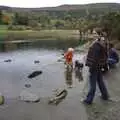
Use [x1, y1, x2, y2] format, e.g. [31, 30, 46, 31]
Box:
[85, 68, 109, 103]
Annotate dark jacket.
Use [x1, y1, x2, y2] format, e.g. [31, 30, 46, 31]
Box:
[86, 41, 107, 69]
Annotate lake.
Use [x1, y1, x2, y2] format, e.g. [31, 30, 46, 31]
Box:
[0, 39, 87, 99]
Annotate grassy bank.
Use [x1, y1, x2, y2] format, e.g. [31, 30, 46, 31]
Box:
[0, 30, 80, 41]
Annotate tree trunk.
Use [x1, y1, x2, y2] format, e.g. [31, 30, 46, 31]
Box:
[79, 29, 82, 42]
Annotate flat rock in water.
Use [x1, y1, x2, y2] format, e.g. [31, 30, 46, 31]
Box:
[4, 59, 12, 62]
[28, 71, 42, 79]
[19, 91, 40, 102]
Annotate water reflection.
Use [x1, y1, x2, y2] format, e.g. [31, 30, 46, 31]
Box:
[64, 67, 73, 88]
[75, 69, 83, 82]
[0, 39, 79, 52]
[0, 43, 17, 52]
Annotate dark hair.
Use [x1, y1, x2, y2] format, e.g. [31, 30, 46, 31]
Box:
[97, 38, 101, 41]
[109, 43, 114, 48]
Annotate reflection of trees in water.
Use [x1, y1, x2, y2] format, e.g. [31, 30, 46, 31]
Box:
[64, 67, 73, 88]
[32, 40, 79, 49]
[0, 39, 79, 52]
[0, 43, 17, 52]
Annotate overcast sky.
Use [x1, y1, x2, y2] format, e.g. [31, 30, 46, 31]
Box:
[0, 0, 120, 8]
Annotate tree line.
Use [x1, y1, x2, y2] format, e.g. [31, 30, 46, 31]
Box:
[0, 10, 120, 41]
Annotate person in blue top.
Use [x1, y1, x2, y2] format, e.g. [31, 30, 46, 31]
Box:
[108, 43, 119, 68]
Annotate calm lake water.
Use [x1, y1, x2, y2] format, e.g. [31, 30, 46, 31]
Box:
[0, 39, 86, 99]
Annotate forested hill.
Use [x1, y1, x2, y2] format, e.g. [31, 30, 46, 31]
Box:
[0, 3, 120, 18]
[0, 3, 119, 11]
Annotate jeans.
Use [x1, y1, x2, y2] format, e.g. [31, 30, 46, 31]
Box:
[84, 68, 109, 103]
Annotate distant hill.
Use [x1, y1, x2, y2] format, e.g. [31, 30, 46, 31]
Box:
[0, 6, 11, 11]
[0, 3, 120, 18]
[11, 3, 120, 11]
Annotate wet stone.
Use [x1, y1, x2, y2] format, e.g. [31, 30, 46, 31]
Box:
[28, 71, 43, 79]
[4, 59, 12, 62]
[0, 94, 4, 105]
[34, 60, 40, 64]
[25, 84, 31, 88]
[48, 89, 68, 105]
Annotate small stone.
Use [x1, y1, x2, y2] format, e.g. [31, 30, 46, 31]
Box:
[25, 84, 31, 88]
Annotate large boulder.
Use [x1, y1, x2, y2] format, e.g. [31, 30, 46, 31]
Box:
[19, 91, 40, 103]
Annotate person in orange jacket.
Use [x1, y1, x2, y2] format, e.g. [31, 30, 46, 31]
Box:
[64, 48, 74, 67]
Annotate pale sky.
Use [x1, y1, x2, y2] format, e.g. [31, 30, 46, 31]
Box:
[0, 0, 120, 8]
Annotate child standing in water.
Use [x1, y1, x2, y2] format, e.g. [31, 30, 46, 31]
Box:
[64, 48, 74, 69]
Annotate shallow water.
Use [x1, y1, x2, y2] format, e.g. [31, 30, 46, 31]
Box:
[0, 40, 86, 99]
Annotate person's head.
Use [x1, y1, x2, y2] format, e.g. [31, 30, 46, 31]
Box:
[97, 37, 106, 47]
[68, 48, 74, 53]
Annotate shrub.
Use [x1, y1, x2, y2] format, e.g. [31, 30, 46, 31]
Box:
[8, 25, 26, 31]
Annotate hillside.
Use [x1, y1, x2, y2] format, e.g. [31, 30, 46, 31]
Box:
[0, 3, 120, 18]
[0, 3, 120, 12]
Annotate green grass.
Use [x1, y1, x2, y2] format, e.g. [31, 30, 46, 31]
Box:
[0, 29, 80, 41]
[0, 25, 8, 30]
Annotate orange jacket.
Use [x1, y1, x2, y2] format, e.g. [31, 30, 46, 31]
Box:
[64, 51, 73, 64]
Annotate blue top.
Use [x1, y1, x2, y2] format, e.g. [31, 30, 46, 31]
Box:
[109, 48, 119, 62]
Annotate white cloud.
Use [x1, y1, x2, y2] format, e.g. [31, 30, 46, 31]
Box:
[0, 0, 62, 7]
[0, 0, 120, 7]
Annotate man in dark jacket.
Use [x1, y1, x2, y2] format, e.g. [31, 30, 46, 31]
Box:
[83, 38, 109, 104]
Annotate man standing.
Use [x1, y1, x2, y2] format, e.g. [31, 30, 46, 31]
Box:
[83, 38, 109, 104]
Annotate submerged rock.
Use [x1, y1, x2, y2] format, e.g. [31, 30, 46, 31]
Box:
[28, 71, 43, 79]
[57, 59, 64, 62]
[0, 93, 4, 105]
[19, 91, 40, 103]
[57, 56, 65, 62]
[48, 89, 68, 105]
[4, 59, 12, 62]
[34, 60, 40, 64]
[25, 84, 31, 88]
